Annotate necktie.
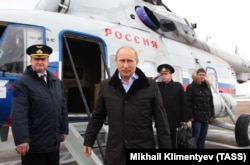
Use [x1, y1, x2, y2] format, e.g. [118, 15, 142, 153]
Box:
[40, 74, 46, 83]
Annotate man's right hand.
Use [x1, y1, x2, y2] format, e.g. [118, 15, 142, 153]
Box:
[152, 74, 160, 81]
[83, 146, 92, 157]
[15, 142, 29, 156]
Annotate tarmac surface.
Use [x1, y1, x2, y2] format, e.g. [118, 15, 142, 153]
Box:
[0, 99, 250, 165]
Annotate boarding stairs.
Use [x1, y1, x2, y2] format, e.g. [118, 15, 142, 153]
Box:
[64, 120, 108, 165]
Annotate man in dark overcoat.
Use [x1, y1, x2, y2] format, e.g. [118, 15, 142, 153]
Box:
[11, 44, 68, 165]
[83, 46, 171, 165]
[154, 64, 189, 148]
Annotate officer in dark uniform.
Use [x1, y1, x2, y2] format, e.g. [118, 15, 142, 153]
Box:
[11, 44, 68, 165]
[155, 64, 189, 148]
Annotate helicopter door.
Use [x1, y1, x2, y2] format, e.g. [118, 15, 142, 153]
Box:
[206, 67, 218, 92]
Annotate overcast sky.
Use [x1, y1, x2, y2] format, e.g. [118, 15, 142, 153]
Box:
[0, 0, 249, 94]
[0, 0, 38, 9]
[163, 0, 250, 94]
[163, 0, 250, 56]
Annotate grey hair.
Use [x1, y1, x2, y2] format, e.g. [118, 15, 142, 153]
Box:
[115, 45, 139, 61]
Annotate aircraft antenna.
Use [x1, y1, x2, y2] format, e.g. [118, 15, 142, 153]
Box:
[235, 46, 239, 55]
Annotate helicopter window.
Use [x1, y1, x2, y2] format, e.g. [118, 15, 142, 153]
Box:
[138, 61, 157, 78]
[0, 26, 25, 73]
[135, 6, 160, 30]
[172, 66, 183, 84]
[206, 67, 218, 90]
[0, 25, 44, 73]
[159, 19, 177, 32]
[0, 25, 7, 39]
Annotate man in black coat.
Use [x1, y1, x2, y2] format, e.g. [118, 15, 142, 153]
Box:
[154, 64, 189, 148]
[11, 44, 68, 165]
[83, 46, 171, 165]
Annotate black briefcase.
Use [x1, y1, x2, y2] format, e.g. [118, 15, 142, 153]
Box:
[175, 126, 197, 149]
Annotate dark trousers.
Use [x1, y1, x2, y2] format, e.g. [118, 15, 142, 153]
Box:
[170, 129, 177, 148]
[21, 150, 60, 165]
